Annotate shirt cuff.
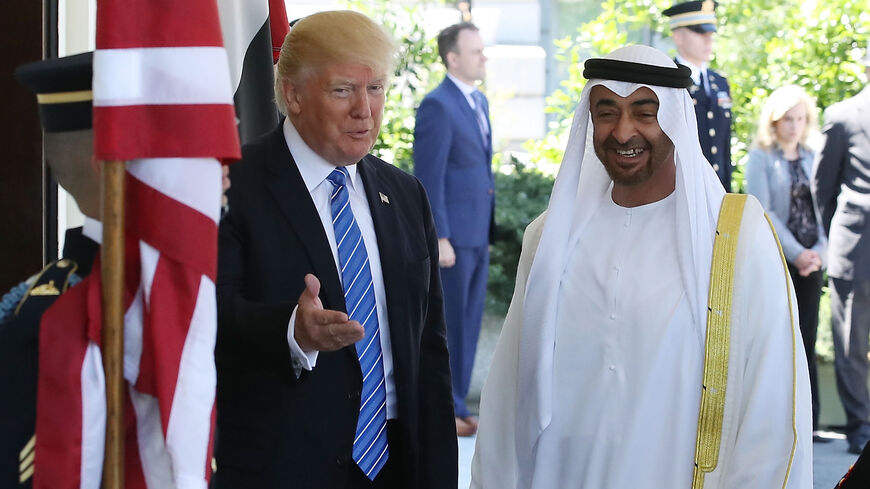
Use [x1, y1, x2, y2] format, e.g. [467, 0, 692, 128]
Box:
[287, 305, 319, 372]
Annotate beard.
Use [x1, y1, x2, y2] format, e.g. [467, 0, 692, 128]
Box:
[594, 134, 675, 186]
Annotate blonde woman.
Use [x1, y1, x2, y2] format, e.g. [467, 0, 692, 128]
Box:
[745, 84, 828, 441]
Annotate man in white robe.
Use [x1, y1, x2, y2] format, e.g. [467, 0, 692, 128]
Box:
[470, 44, 812, 489]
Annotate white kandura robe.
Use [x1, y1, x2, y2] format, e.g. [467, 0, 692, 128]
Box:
[470, 193, 813, 489]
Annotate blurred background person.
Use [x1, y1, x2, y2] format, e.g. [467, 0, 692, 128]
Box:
[413, 22, 495, 437]
[745, 84, 827, 441]
[813, 51, 870, 456]
[2, 53, 100, 488]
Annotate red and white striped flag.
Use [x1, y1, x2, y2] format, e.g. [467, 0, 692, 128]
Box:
[34, 0, 240, 487]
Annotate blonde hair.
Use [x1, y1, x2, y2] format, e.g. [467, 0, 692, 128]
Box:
[754, 84, 820, 150]
[274, 10, 397, 114]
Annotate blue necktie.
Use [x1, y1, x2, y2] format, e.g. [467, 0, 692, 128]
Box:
[471, 90, 490, 147]
[326, 167, 389, 480]
[700, 70, 711, 97]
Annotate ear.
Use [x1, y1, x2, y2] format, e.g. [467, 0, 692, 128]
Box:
[282, 79, 303, 116]
[446, 51, 458, 70]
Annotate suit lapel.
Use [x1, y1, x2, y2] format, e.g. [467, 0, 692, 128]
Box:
[357, 158, 411, 375]
[262, 127, 345, 312]
[443, 78, 490, 158]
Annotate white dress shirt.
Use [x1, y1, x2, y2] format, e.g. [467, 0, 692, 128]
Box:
[283, 118, 397, 418]
[82, 217, 103, 244]
[676, 55, 710, 95]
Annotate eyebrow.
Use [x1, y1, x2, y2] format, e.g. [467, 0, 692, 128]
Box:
[329, 79, 356, 87]
[330, 78, 385, 86]
[631, 98, 659, 108]
[595, 99, 618, 108]
[593, 98, 659, 108]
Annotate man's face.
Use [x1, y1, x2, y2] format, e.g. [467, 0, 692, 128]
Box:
[282, 62, 385, 166]
[447, 29, 487, 84]
[590, 85, 676, 190]
[672, 28, 714, 66]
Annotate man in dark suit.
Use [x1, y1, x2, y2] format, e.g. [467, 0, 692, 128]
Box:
[812, 51, 870, 455]
[215, 10, 457, 489]
[663, 0, 733, 190]
[413, 22, 495, 437]
[1, 52, 101, 488]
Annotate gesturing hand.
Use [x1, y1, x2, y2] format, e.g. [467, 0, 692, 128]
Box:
[294, 274, 365, 352]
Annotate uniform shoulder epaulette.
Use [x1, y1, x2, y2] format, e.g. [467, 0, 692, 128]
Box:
[0, 259, 82, 325]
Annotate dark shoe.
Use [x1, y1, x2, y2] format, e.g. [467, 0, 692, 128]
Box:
[455, 417, 476, 437]
[848, 426, 870, 454]
[849, 440, 867, 454]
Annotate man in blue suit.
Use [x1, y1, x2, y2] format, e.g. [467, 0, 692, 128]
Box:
[414, 22, 495, 437]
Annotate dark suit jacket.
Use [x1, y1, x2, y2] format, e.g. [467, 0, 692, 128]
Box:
[214, 122, 457, 489]
[413, 77, 494, 247]
[836, 440, 870, 488]
[812, 86, 870, 281]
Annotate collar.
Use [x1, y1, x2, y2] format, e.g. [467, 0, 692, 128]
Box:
[82, 217, 103, 244]
[447, 73, 478, 98]
[675, 55, 708, 84]
[283, 118, 359, 192]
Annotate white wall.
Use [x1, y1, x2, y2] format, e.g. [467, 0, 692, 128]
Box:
[56, 0, 96, 253]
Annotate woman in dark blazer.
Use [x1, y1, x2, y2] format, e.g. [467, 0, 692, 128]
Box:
[745, 84, 828, 440]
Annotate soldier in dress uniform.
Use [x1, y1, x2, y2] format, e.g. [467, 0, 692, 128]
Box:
[663, 0, 733, 190]
[0, 52, 101, 488]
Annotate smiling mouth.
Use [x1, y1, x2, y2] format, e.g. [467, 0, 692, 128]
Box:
[615, 148, 645, 158]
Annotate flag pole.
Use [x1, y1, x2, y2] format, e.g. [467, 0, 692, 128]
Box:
[101, 159, 126, 489]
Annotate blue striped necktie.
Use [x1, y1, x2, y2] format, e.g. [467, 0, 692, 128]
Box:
[326, 167, 389, 480]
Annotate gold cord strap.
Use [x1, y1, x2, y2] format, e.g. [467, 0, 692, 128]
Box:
[692, 193, 746, 489]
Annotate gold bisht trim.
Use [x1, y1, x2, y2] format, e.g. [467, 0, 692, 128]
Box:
[692, 193, 746, 489]
[37, 90, 93, 104]
[763, 213, 799, 489]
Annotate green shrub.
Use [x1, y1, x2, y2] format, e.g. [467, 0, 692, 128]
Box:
[344, 0, 444, 173]
[487, 155, 555, 314]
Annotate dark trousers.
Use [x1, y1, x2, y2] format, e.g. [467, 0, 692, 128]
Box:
[440, 244, 489, 418]
[831, 277, 870, 432]
[788, 265, 823, 430]
[345, 420, 402, 489]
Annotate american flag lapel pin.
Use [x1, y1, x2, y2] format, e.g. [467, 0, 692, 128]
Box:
[379, 192, 390, 204]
